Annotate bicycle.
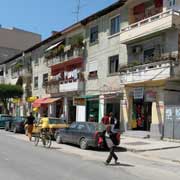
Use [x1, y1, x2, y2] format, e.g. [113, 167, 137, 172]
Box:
[34, 128, 52, 148]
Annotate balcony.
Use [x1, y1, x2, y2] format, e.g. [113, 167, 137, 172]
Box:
[47, 47, 84, 67]
[46, 79, 84, 94]
[120, 10, 180, 44]
[119, 60, 175, 85]
[59, 80, 84, 93]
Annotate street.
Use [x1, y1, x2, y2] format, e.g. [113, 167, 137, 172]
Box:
[0, 130, 180, 180]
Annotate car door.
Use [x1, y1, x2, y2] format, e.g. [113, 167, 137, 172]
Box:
[72, 123, 88, 144]
[63, 122, 77, 143]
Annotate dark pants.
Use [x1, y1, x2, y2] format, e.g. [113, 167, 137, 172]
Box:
[106, 146, 118, 163]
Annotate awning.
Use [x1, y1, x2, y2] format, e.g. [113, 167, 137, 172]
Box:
[32, 98, 49, 108]
[42, 97, 61, 104]
[51, 57, 83, 75]
[45, 41, 63, 52]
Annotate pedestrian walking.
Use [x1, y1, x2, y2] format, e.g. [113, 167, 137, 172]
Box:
[101, 113, 110, 125]
[26, 112, 35, 141]
[104, 125, 120, 165]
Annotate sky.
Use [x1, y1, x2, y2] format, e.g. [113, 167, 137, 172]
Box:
[0, 0, 117, 40]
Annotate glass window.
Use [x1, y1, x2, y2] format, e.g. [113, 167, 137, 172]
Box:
[70, 122, 77, 129]
[109, 55, 119, 74]
[90, 25, 98, 43]
[42, 73, 48, 87]
[144, 48, 155, 62]
[110, 15, 120, 35]
[34, 76, 38, 89]
[77, 124, 87, 131]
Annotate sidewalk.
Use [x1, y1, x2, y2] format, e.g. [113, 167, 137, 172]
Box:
[120, 135, 180, 152]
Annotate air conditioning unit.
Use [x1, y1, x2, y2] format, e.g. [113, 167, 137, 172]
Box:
[132, 46, 142, 54]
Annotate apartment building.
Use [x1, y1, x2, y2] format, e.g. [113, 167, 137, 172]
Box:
[2, 0, 180, 139]
[118, 0, 180, 139]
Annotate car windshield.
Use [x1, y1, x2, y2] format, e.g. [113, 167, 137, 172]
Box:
[15, 117, 26, 122]
[1, 116, 12, 121]
[48, 118, 65, 124]
[88, 123, 106, 132]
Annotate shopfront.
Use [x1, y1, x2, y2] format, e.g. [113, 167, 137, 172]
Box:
[131, 87, 154, 131]
[84, 96, 99, 122]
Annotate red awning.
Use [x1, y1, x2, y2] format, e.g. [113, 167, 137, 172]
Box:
[32, 98, 49, 108]
[41, 97, 61, 104]
[51, 57, 83, 76]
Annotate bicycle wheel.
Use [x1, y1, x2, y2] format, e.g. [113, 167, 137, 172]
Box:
[43, 134, 52, 148]
[34, 134, 40, 146]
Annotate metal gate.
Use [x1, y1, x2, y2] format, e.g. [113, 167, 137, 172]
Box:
[164, 106, 180, 139]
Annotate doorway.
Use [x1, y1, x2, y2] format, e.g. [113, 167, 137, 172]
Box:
[132, 99, 152, 131]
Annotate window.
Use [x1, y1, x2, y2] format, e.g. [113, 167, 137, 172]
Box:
[144, 48, 155, 62]
[34, 58, 39, 65]
[109, 55, 119, 74]
[169, 0, 176, 7]
[34, 76, 38, 89]
[42, 73, 48, 87]
[110, 15, 120, 35]
[90, 25, 98, 43]
[88, 61, 98, 79]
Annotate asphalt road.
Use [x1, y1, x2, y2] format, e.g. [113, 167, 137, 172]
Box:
[0, 130, 180, 180]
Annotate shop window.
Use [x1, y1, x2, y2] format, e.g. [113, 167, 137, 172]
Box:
[34, 76, 38, 89]
[42, 73, 48, 87]
[110, 15, 120, 35]
[109, 55, 119, 74]
[88, 61, 98, 79]
[90, 25, 98, 44]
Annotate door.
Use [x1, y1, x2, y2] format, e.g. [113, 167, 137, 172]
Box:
[63, 122, 77, 143]
[164, 106, 180, 139]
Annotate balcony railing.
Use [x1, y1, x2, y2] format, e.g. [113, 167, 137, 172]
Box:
[119, 60, 175, 84]
[47, 48, 84, 67]
[120, 10, 180, 44]
[46, 79, 84, 94]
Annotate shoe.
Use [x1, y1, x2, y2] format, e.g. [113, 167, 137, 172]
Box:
[104, 162, 109, 166]
[115, 159, 120, 164]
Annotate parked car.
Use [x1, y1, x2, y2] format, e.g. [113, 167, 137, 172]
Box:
[5, 116, 26, 133]
[0, 114, 13, 128]
[25, 117, 69, 137]
[55, 122, 106, 150]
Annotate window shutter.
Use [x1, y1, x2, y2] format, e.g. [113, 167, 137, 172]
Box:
[89, 61, 98, 72]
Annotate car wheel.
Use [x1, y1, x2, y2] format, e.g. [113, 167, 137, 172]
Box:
[56, 135, 63, 144]
[13, 127, 17, 133]
[79, 138, 88, 150]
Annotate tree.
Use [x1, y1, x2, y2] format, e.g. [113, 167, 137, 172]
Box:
[0, 84, 23, 114]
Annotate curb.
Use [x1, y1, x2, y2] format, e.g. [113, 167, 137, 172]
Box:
[121, 145, 180, 153]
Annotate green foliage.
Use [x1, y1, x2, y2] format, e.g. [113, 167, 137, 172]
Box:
[0, 84, 23, 99]
[70, 34, 84, 48]
[0, 84, 23, 114]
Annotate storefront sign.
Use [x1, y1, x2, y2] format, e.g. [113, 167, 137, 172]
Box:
[145, 90, 156, 102]
[73, 97, 86, 106]
[133, 87, 144, 99]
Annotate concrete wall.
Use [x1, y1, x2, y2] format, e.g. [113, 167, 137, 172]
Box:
[85, 7, 128, 95]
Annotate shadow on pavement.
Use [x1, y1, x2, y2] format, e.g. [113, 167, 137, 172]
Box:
[108, 163, 134, 167]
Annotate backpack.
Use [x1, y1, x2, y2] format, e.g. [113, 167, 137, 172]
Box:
[110, 132, 120, 145]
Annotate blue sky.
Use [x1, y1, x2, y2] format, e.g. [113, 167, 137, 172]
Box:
[0, 0, 117, 40]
